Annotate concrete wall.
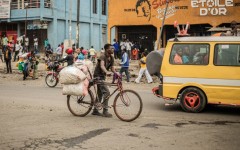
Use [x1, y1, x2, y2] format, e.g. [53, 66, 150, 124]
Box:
[8, 0, 108, 51]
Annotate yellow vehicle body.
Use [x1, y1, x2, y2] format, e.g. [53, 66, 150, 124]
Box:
[160, 37, 240, 112]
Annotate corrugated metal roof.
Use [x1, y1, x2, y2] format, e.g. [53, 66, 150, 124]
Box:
[168, 36, 240, 42]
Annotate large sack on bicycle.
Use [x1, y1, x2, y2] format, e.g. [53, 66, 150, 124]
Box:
[62, 79, 89, 96]
[59, 66, 86, 84]
[84, 60, 93, 74]
[74, 60, 88, 75]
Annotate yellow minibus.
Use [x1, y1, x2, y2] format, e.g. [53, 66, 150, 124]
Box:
[152, 36, 240, 112]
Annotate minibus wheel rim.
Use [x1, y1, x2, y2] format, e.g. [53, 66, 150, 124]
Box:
[184, 92, 201, 109]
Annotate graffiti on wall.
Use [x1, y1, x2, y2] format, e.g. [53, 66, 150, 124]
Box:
[135, 0, 181, 21]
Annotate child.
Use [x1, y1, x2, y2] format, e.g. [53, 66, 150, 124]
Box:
[135, 52, 153, 84]
[132, 48, 139, 60]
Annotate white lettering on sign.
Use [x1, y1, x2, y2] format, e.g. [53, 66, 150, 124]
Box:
[191, 0, 233, 16]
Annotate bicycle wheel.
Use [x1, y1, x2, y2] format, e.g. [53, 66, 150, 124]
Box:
[67, 89, 94, 117]
[45, 73, 58, 87]
[113, 90, 143, 122]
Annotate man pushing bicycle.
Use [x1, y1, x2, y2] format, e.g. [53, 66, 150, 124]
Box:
[92, 43, 118, 117]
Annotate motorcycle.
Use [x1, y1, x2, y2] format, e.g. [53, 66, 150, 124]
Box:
[45, 61, 63, 87]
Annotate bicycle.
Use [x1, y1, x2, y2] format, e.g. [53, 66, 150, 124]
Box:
[67, 73, 143, 122]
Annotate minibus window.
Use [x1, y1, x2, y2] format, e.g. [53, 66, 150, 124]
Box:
[170, 44, 209, 65]
[214, 44, 240, 66]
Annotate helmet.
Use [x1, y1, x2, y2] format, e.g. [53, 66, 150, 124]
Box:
[66, 48, 73, 54]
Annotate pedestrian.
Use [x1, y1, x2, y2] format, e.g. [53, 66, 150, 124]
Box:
[125, 39, 133, 60]
[44, 38, 49, 51]
[119, 48, 130, 83]
[33, 35, 38, 54]
[56, 44, 62, 60]
[60, 42, 64, 56]
[4, 45, 13, 74]
[0, 47, 3, 62]
[89, 46, 96, 63]
[25, 36, 29, 52]
[58, 48, 74, 66]
[14, 41, 22, 62]
[45, 44, 53, 59]
[113, 39, 120, 59]
[23, 52, 31, 80]
[135, 52, 153, 84]
[72, 44, 76, 53]
[31, 52, 39, 80]
[77, 49, 85, 60]
[132, 47, 139, 60]
[92, 43, 117, 117]
[2, 34, 8, 53]
[120, 39, 126, 56]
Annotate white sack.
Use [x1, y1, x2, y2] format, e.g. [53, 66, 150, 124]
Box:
[85, 60, 94, 74]
[59, 66, 86, 84]
[62, 79, 89, 96]
[74, 60, 88, 75]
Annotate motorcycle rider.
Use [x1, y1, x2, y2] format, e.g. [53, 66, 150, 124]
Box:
[58, 48, 74, 66]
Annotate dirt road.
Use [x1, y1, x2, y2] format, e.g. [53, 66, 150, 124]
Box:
[0, 75, 240, 150]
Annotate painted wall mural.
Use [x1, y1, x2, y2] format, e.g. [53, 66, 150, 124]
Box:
[134, 0, 180, 21]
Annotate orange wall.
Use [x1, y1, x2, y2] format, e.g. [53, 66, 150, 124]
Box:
[108, 0, 240, 42]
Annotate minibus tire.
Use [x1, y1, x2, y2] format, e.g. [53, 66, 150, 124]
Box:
[180, 87, 207, 113]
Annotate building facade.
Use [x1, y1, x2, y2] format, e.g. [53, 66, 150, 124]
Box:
[0, 0, 108, 51]
[108, 0, 240, 51]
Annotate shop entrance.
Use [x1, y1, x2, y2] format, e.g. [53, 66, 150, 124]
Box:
[117, 25, 157, 53]
[27, 29, 47, 52]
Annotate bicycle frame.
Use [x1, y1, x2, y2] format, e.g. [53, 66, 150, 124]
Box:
[90, 74, 124, 109]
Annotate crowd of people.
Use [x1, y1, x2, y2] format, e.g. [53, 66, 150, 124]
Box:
[112, 38, 153, 84]
[0, 33, 153, 84]
[0, 33, 41, 80]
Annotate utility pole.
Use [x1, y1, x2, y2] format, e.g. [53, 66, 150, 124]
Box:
[69, 0, 72, 47]
[157, 0, 169, 49]
[24, 2, 29, 37]
[76, 0, 80, 48]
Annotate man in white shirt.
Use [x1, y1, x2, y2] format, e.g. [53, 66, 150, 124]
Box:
[120, 39, 126, 53]
[25, 36, 29, 52]
[89, 46, 96, 63]
[33, 35, 38, 54]
[56, 44, 62, 60]
[14, 41, 22, 62]
[125, 39, 133, 59]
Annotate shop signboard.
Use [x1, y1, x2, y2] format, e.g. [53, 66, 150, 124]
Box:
[0, 0, 11, 19]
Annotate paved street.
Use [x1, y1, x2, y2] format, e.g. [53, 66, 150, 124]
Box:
[0, 76, 239, 150]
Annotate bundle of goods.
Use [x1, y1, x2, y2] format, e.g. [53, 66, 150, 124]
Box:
[74, 59, 94, 77]
[60, 65, 89, 96]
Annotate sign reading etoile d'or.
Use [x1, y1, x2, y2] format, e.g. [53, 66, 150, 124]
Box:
[191, 0, 234, 16]
[0, 0, 11, 18]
